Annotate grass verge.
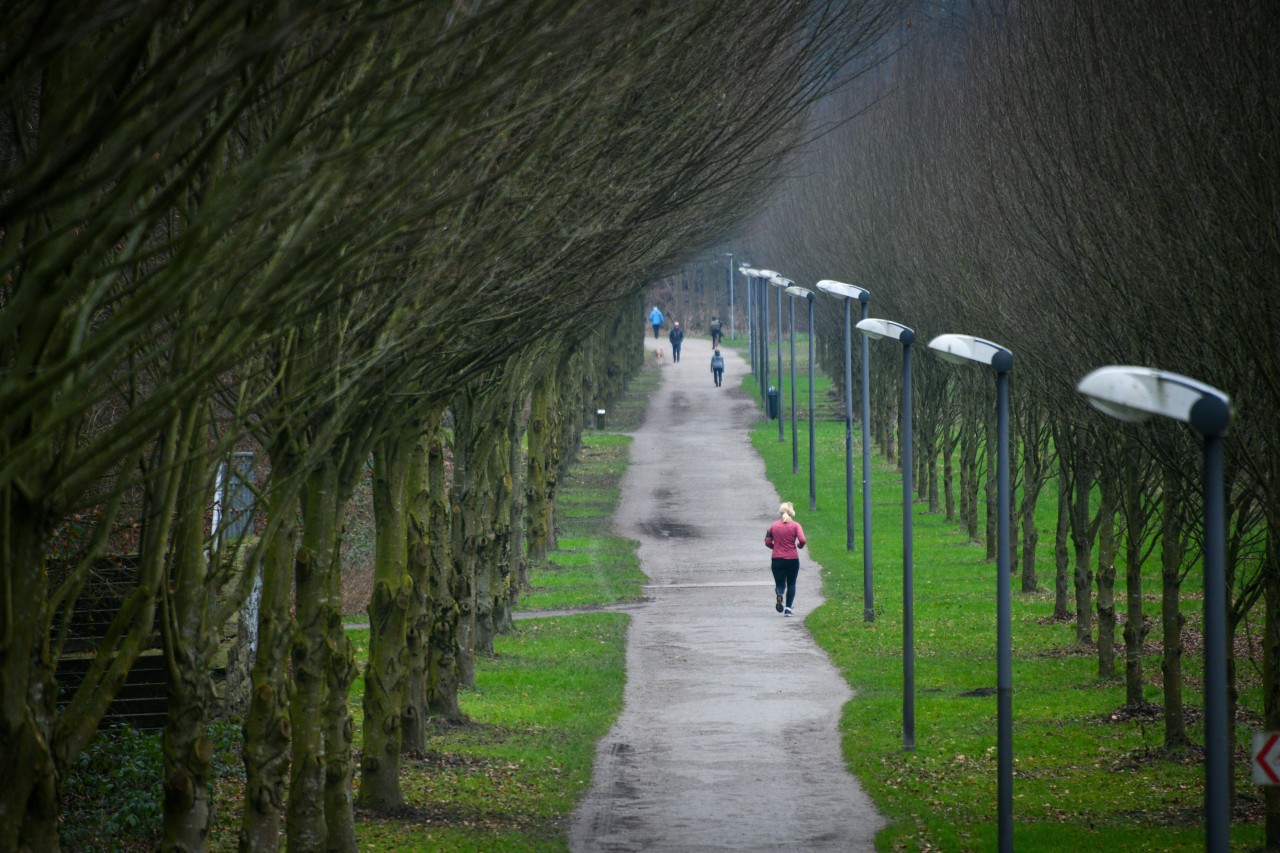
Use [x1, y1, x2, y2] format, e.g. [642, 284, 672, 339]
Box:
[745, 337, 1264, 851]
[343, 615, 627, 851]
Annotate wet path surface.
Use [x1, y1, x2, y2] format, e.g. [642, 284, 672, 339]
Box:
[568, 335, 884, 852]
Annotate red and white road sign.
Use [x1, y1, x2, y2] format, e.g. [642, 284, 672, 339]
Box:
[1252, 732, 1280, 785]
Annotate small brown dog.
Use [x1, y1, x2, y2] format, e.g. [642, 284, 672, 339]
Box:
[652, 347, 666, 364]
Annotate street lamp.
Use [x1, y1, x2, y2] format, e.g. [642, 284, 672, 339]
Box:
[928, 332, 1014, 853]
[787, 285, 817, 510]
[769, 273, 788, 442]
[724, 253, 735, 341]
[739, 266, 758, 388]
[1077, 366, 1231, 853]
[773, 275, 801, 470]
[758, 269, 780, 414]
[858, 318, 916, 752]
[817, 280, 873, 622]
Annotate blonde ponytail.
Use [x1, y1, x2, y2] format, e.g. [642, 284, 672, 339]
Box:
[779, 501, 796, 522]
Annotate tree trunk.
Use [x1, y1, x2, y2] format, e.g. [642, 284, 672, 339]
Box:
[1160, 462, 1189, 749]
[425, 419, 463, 721]
[161, 407, 221, 852]
[240, 453, 299, 851]
[471, 456, 498, 659]
[926, 437, 939, 512]
[403, 414, 438, 753]
[984, 413, 997, 561]
[1071, 455, 1096, 646]
[508, 395, 530, 607]
[323, 446, 365, 853]
[360, 433, 413, 809]
[1095, 480, 1117, 678]
[287, 461, 338, 852]
[525, 370, 557, 564]
[943, 422, 957, 522]
[1054, 471, 1071, 621]
[1122, 467, 1151, 707]
[1017, 406, 1047, 594]
[453, 463, 478, 690]
[0, 493, 59, 852]
[1020, 491, 1040, 594]
[961, 420, 978, 541]
[323, 617, 358, 853]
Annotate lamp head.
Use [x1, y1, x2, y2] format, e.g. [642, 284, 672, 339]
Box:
[816, 279, 870, 303]
[857, 318, 915, 345]
[1076, 366, 1231, 436]
[927, 334, 1013, 372]
[770, 274, 794, 289]
[784, 285, 815, 302]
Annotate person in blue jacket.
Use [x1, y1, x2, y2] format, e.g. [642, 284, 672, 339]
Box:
[649, 305, 664, 338]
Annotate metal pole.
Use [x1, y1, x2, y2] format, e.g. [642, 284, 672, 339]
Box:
[726, 254, 735, 341]
[761, 278, 770, 410]
[996, 368, 1013, 853]
[902, 338, 915, 751]
[807, 296, 816, 511]
[844, 299, 855, 552]
[1202, 432, 1228, 853]
[861, 298, 874, 622]
[789, 295, 798, 471]
[776, 285, 784, 441]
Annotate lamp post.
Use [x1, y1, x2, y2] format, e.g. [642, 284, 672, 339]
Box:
[787, 286, 817, 510]
[858, 318, 916, 752]
[768, 273, 787, 442]
[773, 275, 801, 470]
[817, 280, 873, 621]
[928, 333, 1014, 853]
[724, 253, 735, 341]
[758, 269, 779, 413]
[1076, 366, 1231, 853]
[740, 266, 758, 389]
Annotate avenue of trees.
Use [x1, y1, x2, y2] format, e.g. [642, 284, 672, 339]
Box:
[745, 0, 1280, 840]
[0, 0, 901, 850]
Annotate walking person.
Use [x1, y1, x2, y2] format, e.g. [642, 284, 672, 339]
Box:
[668, 321, 684, 363]
[649, 305, 665, 339]
[710, 348, 725, 387]
[710, 314, 723, 348]
[764, 502, 806, 616]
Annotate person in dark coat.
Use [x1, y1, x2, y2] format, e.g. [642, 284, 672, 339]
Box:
[668, 321, 684, 362]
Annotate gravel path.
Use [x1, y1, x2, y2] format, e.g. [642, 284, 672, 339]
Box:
[568, 333, 885, 852]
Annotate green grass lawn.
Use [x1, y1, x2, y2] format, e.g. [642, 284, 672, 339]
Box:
[517, 432, 647, 613]
[344, 614, 627, 852]
[745, 334, 1265, 851]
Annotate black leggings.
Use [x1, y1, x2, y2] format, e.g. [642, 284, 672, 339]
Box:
[771, 557, 800, 608]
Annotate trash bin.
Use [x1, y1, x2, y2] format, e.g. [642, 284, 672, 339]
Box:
[766, 387, 779, 420]
[595, 408, 606, 429]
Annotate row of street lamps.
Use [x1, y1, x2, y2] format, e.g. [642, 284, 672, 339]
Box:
[732, 264, 1232, 853]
